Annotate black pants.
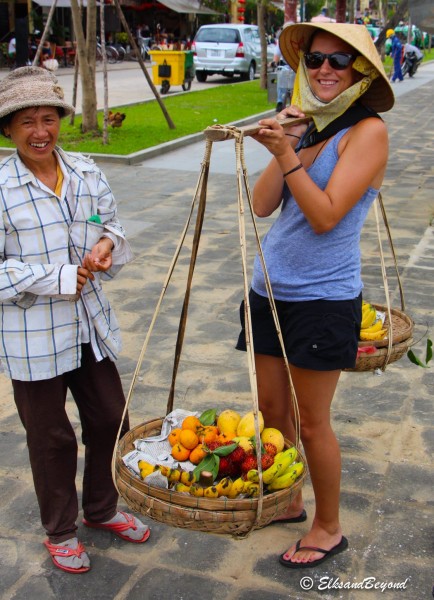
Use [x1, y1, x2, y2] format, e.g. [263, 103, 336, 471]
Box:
[13, 344, 129, 543]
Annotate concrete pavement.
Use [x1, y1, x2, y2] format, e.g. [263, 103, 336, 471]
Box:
[0, 63, 433, 600]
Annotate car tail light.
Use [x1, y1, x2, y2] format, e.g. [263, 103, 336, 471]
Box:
[191, 42, 197, 56]
[235, 42, 244, 57]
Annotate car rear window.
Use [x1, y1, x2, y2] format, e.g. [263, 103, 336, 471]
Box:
[195, 28, 241, 44]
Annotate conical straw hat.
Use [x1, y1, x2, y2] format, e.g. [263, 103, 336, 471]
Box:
[279, 22, 394, 113]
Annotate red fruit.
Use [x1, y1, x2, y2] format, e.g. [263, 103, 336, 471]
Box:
[263, 443, 277, 457]
[229, 446, 247, 465]
[241, 455, 258, 474]
[218, 456, 238, 477]
[206, 441, 222, 451]
[261, 454, 275, 470]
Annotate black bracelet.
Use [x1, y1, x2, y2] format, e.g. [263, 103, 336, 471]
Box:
[285, 133, 301, 140]
[282, 163, 303, 178]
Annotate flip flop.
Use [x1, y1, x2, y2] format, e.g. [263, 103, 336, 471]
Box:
[279, 536, 348, 569]
[83, 511, 150, 543]
[43, 539, 90, 574]
[270, 509, 307, 524]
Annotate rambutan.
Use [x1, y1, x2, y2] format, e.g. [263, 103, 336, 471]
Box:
[206, 441, 222, 451]
[263, 442, 278, 457]
[229, 446, 247, 465]
[241, 455, 258, 474]
[218, 456, 238, 477]
[261, 454, 275, 470]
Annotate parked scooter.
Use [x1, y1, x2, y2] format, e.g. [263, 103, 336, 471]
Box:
[401, 50, 422, 78]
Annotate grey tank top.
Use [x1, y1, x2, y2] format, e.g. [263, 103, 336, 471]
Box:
[251, 127, 379, 302]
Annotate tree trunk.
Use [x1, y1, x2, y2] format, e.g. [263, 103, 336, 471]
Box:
[257, 0, 267, 90]
[70, 0, 98, 132]
[285, 0, 298, 23]
[335, 0, 347, 23]
[113, 0, 175, 130]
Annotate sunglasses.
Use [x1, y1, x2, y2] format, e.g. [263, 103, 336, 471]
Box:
[304, 52, 357, 70]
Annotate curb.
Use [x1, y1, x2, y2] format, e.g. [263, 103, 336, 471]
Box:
[0, 110, 276, 165]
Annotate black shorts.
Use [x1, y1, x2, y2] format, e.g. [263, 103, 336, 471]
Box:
[236, 289, 362, 371]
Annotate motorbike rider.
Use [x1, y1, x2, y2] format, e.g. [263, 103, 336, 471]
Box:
[403, 41, 423, 75]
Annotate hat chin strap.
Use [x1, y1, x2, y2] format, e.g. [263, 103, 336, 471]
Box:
[292, 52, 377, 132]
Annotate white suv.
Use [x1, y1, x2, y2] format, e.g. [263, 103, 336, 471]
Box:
[192, 24, 265, 82]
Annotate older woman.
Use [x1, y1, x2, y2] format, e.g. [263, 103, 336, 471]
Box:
[0, 67, 149, 574]
[236, 23, 394, 568]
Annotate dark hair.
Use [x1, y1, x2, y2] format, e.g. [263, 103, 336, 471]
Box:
[0, 106, 65, 138]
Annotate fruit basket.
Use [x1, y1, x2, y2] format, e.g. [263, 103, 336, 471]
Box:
[348, 303, 414, 373]
[114, 417, 307, 535]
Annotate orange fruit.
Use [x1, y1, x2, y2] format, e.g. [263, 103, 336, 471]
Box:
[217, 432, 235, 443]
[181, 415, 202, 433]
[168, 428, 182, 446]
[179, 429, 199, 450]
[198, 425, 218, 445]
[171, 443, 191, 462]
[189, 443, 207, 465]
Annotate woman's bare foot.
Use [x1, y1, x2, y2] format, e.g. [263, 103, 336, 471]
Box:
[280, 524, 343, 566]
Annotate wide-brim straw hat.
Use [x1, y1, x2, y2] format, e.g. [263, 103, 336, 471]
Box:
[279, 22, 394, 113]
[0, 66, 74, 121]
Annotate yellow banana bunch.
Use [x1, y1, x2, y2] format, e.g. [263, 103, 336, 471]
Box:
[189, 483, 205, 497]
[267, 462, 304, 491]
[360, 328, 387, 341]
[262, 446, 297, 484]
[361, 301, 377, 329]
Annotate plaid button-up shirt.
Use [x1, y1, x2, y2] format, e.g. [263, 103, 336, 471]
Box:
[0, 147, 133, 381]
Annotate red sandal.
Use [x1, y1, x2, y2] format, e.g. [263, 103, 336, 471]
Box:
[83, 511, 150, 543]
[43, 539, 90, 574]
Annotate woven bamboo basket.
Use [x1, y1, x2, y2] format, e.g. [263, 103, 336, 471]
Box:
[114, 418, 307, 535]
[347, 303, 414, 372]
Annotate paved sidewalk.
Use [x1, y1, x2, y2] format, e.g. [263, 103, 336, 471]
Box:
[0, 67, 433, 600]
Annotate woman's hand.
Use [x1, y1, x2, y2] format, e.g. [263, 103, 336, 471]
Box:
[83, 237, 114, 273]
[277, 105, 309, 141]
[252, 105, 308, 156]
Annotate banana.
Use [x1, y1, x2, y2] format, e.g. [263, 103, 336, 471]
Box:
[180, 471, 197, 486]
[214, 477, 233, 497]
[361, 305, 377, 329]
[227, 477, 246, 499]
[244, 481, 260, 497]
[246, 469, 259, 483]
[267, 462, 304, 491]
[204, 485, 220, 498]
[189, 483, 205, 497]
[360, 328, 387, 341]
[262, 447, 297, 484]
[158, 465, 170, 477]
[138, 460, 156, 480]
[362, 319, 383, 334]
[173, 482, 191, 493]
[167, 468, 182, 483]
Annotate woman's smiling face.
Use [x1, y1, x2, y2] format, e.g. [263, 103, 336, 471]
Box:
[306, 32, 359, 102]
[4, 106, 60, 167]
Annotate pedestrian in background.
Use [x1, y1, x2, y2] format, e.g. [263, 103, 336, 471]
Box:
[0, 67, 150, 574]
[236, 22, 394, 569]
[387, 28, 404, 82]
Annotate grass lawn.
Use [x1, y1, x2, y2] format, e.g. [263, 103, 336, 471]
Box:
[0, 79, 274, 156]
